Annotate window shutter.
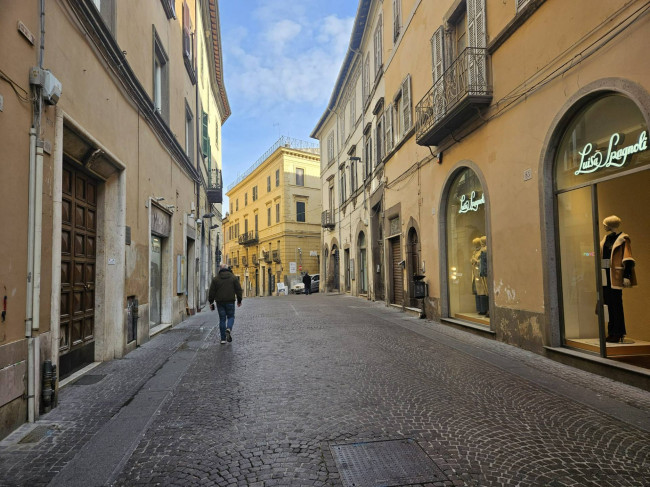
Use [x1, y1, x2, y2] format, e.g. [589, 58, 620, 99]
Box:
[431, 26, 444, 83]
[402, 74, 412, 134]
[467, 0, 487, 88]
[516, 0, 531, 12]
[201, 112, 209, 155]
[385, 104, 394, 153]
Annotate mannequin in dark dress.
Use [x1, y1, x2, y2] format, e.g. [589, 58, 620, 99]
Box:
[601, 216, 635, 343]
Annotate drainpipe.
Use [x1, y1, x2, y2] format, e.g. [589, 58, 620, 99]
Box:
[25, 0, 46, 423]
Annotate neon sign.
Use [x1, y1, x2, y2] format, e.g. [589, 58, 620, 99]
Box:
[459, 191, 485, 214]
[575, 131, 648, 175]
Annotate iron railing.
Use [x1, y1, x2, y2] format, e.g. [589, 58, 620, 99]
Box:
[242, 256, 248, 267]
[415, 47, 492, 144]
[226, 136, 319, 191]
[272, 250, 281, 263]
[262, 251, 271, 263]
[238, 231, 258, 246]
[321, 210, 335, 229]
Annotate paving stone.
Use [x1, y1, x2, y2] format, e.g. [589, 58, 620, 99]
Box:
[0, 295, 649, 486]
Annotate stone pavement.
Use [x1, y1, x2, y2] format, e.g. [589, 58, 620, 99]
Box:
[0, 294, 649, 486]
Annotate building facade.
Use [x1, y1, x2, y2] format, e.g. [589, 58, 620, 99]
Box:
[314, 0, 650, 387]
[311, 0, 387, 301]
[0, 0, 229, 438]
[223, 138, 321, 296]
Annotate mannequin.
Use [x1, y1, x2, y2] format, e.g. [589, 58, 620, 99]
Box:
[478, 235, 489, 316]
[600, 215, 637, 343]
[470, 237, 483, 313]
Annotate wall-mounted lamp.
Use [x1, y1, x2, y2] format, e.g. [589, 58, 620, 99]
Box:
[202, 212, 215, 219]
[210, 224, 219, 229]
[195, 219, 202, 225]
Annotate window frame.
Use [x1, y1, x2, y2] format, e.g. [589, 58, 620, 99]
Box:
[296, 168, 305, 187]
[296, 201, 306, 222]
[152, 27, 170, 122]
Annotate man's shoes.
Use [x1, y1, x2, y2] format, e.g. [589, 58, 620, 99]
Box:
[220, 339, 226, 344]
[226, 329, 232, 342]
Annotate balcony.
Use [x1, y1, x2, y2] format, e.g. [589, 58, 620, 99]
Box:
[207, 168, 222, 204]
[232, 257, 238, 267]
[321, 210, 335, 229]
[416, 47, 492, 147]
[252, 254, 258, 265]
[242, 256, 248, 267]
[272, 250, 281, 263]
[238, 231, 259, 246]
[262, 251, 271, 263]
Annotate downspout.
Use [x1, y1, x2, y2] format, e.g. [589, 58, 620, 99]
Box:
[26, 0, 46, 423]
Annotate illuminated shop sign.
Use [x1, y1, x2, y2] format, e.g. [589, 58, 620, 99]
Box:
[459, 191, 485, 214]
[575, 130, 648, 175]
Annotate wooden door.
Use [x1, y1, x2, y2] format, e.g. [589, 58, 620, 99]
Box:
[391, 238, 403, 304]
[60, 163, 97, 357]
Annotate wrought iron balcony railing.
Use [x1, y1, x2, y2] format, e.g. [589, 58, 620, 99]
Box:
[416, 47, 492, 147]
[238, 231, 259, 246]
[272, 250, 281, 263]
[262, 251, 271, 263]
[252, 254, 258, 265]
[232, 257, 238, 267]
[242, 256, 248, 267]
[321, 209, 335, 229]
[207, 168, 222, 204]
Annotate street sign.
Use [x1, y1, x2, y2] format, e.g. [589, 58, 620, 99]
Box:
[289, 262, 297, 273]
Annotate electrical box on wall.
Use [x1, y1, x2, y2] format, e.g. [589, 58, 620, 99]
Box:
[29, 67, 62, 105]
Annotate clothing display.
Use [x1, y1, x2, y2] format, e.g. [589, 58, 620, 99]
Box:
[477, 236, 489, 315]
[599, 216, 636, 342]
[470, 238, 484, 312]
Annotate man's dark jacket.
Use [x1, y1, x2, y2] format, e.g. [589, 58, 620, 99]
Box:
[302, 273, 311, 288]
[208, 268, 243, 304]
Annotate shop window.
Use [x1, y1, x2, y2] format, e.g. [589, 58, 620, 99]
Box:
[446, 167, 489, 325]
[555, 93, 649, 364]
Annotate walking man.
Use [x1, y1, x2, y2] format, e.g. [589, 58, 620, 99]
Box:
[302, 272, 311, 295]
[209, 264, 243, 344]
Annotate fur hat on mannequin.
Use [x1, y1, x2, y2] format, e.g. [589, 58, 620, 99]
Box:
[603, 215, 622, 231]
[480, 235, 487, 246]
[472, 237, 481, 248]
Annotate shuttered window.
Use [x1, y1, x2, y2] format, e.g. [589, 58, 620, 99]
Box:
[385, 104, 394, 153]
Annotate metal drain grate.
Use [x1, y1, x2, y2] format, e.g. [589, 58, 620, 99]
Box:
[18, 425, 58, 444]
[330, 438, 447, 487]
[72, 374, 106, 385]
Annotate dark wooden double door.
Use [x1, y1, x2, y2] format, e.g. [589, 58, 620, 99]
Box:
[60, 163, 97, 373]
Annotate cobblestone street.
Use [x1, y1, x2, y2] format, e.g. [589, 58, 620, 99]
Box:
[1, 294, 649, 486]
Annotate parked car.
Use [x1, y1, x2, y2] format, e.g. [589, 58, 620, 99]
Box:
[310, 274, 319, 293]
[290, 281, 305, 294]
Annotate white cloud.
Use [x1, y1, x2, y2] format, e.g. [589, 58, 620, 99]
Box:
[223, 11, 354, 117]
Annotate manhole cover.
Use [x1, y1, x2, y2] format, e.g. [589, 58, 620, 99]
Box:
[330, 438, 447, 487]
[72, 374, 106, 385]
[18, 425, 58, 444]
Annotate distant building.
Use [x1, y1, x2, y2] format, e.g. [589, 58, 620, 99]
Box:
[0, 0, 229, 438]
[223, 138, 321, 296]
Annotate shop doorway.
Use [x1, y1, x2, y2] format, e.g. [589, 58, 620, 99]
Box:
[444, 167, 489, 325]
[407, 228, 419, 307]
[59, 162, 98, 377]
[344, 248, 351, 292]
[331, 245, 340, 291]
[554, 93, 650, 367]
[150, 235, 163, 327]
[390, 237, 403, 305]
[358, 232, 367, 295]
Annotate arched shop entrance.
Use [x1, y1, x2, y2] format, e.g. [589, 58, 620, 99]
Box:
[553, 92, 650, 367]
[443, 167, 490, 326]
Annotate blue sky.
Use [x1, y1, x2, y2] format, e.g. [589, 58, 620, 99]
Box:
[219, 0, 358, 190]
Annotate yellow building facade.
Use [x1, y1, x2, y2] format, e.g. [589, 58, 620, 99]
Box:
[315, 0, 650, 387]
[224, 138, 322, 296]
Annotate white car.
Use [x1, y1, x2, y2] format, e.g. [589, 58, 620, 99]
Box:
[290, 282, 305, 294]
